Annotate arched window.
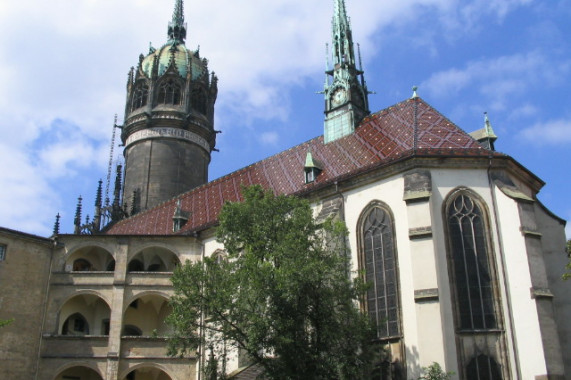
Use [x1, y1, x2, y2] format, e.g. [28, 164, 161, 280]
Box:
[361, 205, 400, 339]
[131, 83, 149, 111]
[157, 79, 182, 105]
[447, 192, 496, 330]
[445, 189, 505, 380]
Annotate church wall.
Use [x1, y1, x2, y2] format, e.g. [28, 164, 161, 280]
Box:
[337, 166, 561, 378]
[0, 229, 52, 380]
[534, 203, 571, 375]
[491, 187, 547, 378]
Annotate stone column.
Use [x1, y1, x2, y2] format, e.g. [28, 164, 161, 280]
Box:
[105, 238, 129, 380]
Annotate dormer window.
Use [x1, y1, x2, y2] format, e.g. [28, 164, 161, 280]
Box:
[304, 151, 323, 184]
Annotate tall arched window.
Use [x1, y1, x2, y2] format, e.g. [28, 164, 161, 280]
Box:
[157, 79, 182, 105]
[445, 188, 505, 380]
[131, 83, 149, 111]
[360, 204, 400, 339]
[447, 192, 496, 330]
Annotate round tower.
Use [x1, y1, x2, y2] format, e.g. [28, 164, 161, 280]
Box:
[121, 0, 218, 213]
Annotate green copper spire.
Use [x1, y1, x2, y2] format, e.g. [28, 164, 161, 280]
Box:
[168, 0, 187, 43]
[331, 0, 355, 67]
[323, 0, 370, 143]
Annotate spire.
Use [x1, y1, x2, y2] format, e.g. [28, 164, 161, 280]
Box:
[74, 196, 83, 235]
[323, 0, 370, 143]
[331, 0, 355, 67]
[168, 0, 187, 43]
[52, 213, 60, 237]
[469, 112, 498, 151]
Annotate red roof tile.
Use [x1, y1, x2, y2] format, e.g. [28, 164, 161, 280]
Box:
[107, 98, 501, 235]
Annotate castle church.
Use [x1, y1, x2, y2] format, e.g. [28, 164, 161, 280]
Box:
[0, 1, 569, 379]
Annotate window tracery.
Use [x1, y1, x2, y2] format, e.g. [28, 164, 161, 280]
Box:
[157, 79, 182, 105]
[131, 83, 149, 111]
[361, 205, 400, 339]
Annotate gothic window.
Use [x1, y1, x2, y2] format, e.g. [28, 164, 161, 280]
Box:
[466, 355, 502, 380]
[191, 88, 207, 114]
[131, 83, 149, 111]
[446, 192, 497, 330]
[361, 204, 400, 339]
[157, 79, 182, 105]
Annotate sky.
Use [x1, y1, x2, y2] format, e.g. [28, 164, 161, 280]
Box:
[0, 0, 569, 238]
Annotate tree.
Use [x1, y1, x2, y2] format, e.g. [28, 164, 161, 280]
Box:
[418, 362, 454, 380]
[563, 239, 571, 280]
[168, 185, 375, 380]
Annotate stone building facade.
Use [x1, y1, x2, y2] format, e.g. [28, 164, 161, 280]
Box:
[0, 1, 569, 380]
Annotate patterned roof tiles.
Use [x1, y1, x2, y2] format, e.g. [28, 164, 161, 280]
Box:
[107, 97, 500, 235]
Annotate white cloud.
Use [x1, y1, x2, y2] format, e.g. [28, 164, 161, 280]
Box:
[519, 119, 571, 145]
[259, 132, 280, 146]
[422, 52, 570, 107]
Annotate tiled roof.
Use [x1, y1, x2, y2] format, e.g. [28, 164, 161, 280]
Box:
[107, 97, 501, 235]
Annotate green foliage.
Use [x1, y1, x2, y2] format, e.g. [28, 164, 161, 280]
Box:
[418, 362, 454, 380]
[168, 185, 375, 380]
[0, 318, 14, 329]
[564, 239, 571, 280]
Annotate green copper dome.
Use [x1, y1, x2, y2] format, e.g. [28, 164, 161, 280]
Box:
[141, 43, 206, 79]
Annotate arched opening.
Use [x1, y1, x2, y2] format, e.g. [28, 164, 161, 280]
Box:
[65, 246, 114, 272]
[55, 366, 103, 380]
[127, 247, 180, 273]
[58, 294, 111, 336]
[122, 367, 172, 380]
[123, 294, 172, 337]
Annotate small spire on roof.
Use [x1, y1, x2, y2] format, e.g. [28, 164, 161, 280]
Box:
[52, 213, 60, 237]
[411, 86, 419, 99]
[483, 112, 497, 138]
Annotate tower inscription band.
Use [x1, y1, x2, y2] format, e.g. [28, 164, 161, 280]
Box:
[125, 127, 210, 152]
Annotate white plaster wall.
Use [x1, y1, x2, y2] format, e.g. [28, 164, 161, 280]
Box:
[493, 188, 548, 378]
[342, 175, 422, 371]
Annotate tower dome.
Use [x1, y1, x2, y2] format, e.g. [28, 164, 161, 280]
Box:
[121, 0, 218, 214]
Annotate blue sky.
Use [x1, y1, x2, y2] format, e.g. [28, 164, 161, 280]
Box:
[0, 0, 569, 238]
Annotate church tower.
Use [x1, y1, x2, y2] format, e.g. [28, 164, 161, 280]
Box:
[121, 0, 218, 213]
[323, 0, 369, 143]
